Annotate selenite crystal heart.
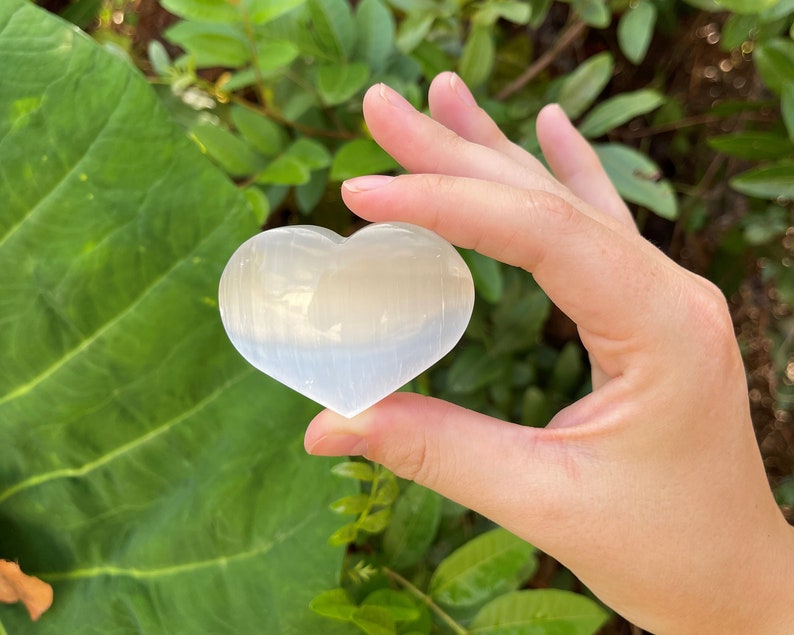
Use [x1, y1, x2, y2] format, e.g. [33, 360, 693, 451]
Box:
[218, 222, 474, 418]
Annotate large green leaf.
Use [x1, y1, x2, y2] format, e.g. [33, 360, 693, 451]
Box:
[0, 3, 354, 633]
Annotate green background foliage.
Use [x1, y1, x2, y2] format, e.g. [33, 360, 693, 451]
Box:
[3, 0, 794, 632]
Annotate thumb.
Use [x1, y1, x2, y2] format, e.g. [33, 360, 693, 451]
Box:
[304, 392, 573, 530]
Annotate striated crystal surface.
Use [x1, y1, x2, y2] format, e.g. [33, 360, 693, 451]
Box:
[218, 222, 474, 418]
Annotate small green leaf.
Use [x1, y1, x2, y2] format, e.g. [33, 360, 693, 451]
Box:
[459, 249, 503, 303]
[231, 106, 286, 156]
[328, 522, 359, 546]
[165, 21, 250, 68]
[309, 588, 357, 621]
[470, 590, 608, 635]
[430, 528, 537, 608]
[548, 341, 584, 395]
[161, 0, 241, 22]
[396, 12, 434, 53]
[521, 386, 549, 428]
[247, 0, 307, 23]
[330, 493, 371, 515]
[710, 0, 778, 13]
[296, 169, 329, 215]
[190, 120, 264, 176]
[558, 52, 614, 119]
[707, 132, 794, 161]
[754, 38, 794, 95]
[372, 473, 400, 506]
[317, 62, 371, 106]
[352, 606, 397, 635]
[358, 507, 392, 534]
[356, 0, 395, 72]
[446, 346, 508, 394]
[332, 461, 376, 481]
[570, 0, 610, 28]
[148, 40, 171, 77]
[617, 2, 657, 64]
[242, 185, 271, 224]
[286, 137, 333, 169]
[729, 161, 794, 199]
[309, 0, 356, 60]
[383, 482, 443, 569]
[594, 143, 678, 219]
[459, 24, 494, 89]
[362, 589, 421, 622]
[258, 154, 311, 184]
[579, 89, 664, 138]
[331, 139, 401, 180]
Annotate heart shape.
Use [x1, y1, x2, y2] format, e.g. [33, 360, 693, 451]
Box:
[218, 222, 474, 417]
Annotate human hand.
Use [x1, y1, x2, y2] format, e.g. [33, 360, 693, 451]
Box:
[304, 72, 794, 634]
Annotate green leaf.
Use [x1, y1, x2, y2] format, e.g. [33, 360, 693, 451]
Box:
[558, 52, 614, 119]
[358, 507, 392, 533]
[362, 589, 421, 622]
[578, 89, 664, 138]
[331, 138, 401, 180]
[707, 132, 794, 161]
[242, 184, 271, 224]
[570, 0, 610, 28]
[148, 39, 172, 77]
[309, 0, 356, 60]
[782, 83, 794, 141]
[396, 12, 434, 53]
[247, 0, 308, 23]
[352, 605, 397, 635]
[161, 0, 241, 22]
[470, 590, 608, 635]
[310, 588, 358, 621]
[754, 38, 794, 95]
[231, 105, 287, 157]
[0, 3, 355, 634]
[491, 275, 551, 355]
[429, 528, 537, 608]
[711, 0, 778, 13]
[330, 493, 372, 515]
[729, 160, 794, 199]
[296, 168, 330, 214]
[548, 341, 584, 395]
[446, 346, 508, 394]
[459, 249, 503, 303]
[459, 24, 495, 89]
[332, 461, 376, 481]
[190, 119, 265, 176]
[287, 137, 333, 169]
[383, 482, 443, 569]
[617, 2, 657, 64]
[594, 143, 678, 219]
[165, 21, 250, 68]
[257, 154, 311, 184]
[473, 1, 532, 26]
[329, 522, 359, 546]
[356, 0, 396, 72]
[521, 386, 550, 428]
[317, 62, 371, 106]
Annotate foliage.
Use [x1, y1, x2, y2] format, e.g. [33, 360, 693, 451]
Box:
[7, 0, 794, 632]
[0, 2, 355, 633]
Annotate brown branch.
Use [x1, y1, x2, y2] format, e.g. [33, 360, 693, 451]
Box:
[495, 20, 588, 101]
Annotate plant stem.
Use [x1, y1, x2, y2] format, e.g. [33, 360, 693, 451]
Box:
[496, 19, 588, 101]
[382, 567, 469, 635]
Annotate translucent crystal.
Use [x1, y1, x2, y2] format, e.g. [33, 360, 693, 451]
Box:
[218, 222, 474, 418]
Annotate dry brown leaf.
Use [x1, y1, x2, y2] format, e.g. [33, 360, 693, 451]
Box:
[0, 559, 53, 621]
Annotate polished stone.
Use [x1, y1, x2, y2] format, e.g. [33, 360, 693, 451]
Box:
[218, 222, 474, 417]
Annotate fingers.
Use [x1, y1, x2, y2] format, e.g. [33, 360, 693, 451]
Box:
[341, 173, 683, 373]
[427, 72, 552, 175]
[536, 104, 636, 230]
[304, 393, 574, 531]
[363, 82, 558, 196]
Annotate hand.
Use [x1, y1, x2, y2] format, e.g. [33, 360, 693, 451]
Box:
[304, 72, 794, 634]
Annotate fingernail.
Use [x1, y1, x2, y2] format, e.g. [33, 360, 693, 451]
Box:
[306, 433, 368, 457]
[343, 175, 394, 192]
[450, 72, 477, 107]
[379, 83, 415, 111]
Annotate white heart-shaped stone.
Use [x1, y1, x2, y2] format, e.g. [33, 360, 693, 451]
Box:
[218, 222, 474, 417]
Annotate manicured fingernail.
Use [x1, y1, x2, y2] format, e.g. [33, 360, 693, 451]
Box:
[343, 175, 394, 192]
[450, 72, 477, 107]
[306, 433, 368, 457]
[379, 83, 415, 111]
